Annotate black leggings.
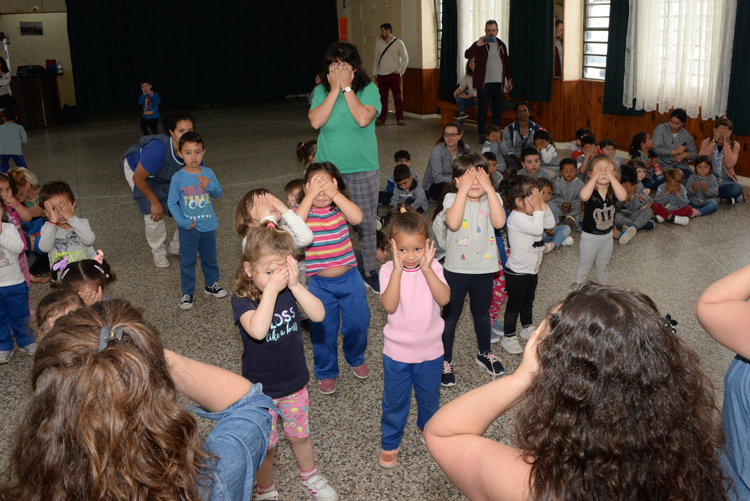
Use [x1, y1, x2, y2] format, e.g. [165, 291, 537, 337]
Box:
[441, 270, 493, 362]
[140, 117, 159, 135]
[503, 269, 537, 337]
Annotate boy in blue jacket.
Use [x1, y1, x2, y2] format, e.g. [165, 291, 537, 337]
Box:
[138, 80, 161, 135]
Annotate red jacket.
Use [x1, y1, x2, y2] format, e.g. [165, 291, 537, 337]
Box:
[465, 39, 512, 90]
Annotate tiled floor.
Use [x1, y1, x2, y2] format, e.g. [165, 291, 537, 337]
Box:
[0, 100, 746, 500]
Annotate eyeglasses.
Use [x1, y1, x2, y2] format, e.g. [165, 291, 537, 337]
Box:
[444, 133, 460, 137]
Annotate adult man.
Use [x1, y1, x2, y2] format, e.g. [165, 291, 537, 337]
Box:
[465, 20, 513, 143]
[554, 20, 563, 77]
[373, 23, 409, 126]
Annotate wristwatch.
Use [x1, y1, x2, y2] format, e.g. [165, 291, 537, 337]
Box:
[344, 86, 352, 93]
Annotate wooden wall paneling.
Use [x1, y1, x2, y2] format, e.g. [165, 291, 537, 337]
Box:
[403, 67, 439, 115]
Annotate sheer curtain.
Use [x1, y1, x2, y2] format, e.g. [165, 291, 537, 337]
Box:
[622, 0, 737, 120]
[456, 0, 510, 83]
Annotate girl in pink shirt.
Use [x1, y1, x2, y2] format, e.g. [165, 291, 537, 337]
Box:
[378, 206, 451, 469]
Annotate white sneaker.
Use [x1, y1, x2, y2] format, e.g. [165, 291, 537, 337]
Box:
[562, 236, 574, 246]
[19, 343, 37, 356]
[673, 216, 689, 225]
[543, 242, 555, 254]
[618, 226, 637, 245]
[254, 489, 280, 500]
[519, 324, 536, 340]
[655, 215, 665, 223]
[0, 350, 13, 364]
[501, 335, 523, 354]
[154, 255, 170, 268]
[169, 244, 181, 256]
[299, 472, 338, 501]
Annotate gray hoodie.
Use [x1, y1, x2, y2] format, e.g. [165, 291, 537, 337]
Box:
[685, 173, 719, 207]
[551, 177, 584, 219]
[653, 183, 689, 211]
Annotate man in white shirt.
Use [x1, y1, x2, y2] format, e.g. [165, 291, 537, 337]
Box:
[373, 23, 409, 126]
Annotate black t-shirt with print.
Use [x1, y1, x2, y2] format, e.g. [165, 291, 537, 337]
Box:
[582, 189, 615, 235]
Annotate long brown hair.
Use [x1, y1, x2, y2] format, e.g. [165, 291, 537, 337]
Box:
[234, 188, 272, 237]
[233, 223, 295, 302]
[0, 300, 212, 501]
[516, 282, 729, 501]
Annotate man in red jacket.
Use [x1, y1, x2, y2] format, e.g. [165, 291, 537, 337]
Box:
[464, 20, 513, 143]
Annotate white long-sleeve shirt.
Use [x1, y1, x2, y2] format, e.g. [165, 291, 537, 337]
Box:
[0, 222, 26, 287]
[373, 37, 409, 76]
[241, 209, 313, 251]
[505, 207, 555, 275]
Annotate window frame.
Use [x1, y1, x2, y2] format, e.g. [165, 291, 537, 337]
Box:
[582, 0, 611, 81]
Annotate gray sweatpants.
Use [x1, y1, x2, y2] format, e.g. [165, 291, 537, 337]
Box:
[615, 208, 654, 229]
[577, 232, 613, 283]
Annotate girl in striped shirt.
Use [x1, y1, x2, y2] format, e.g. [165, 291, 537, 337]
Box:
[296, 162, 370, 395]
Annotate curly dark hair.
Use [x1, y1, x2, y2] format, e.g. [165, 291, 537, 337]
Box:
[515, 281, 729, 501]
[0, 299, 213, 501]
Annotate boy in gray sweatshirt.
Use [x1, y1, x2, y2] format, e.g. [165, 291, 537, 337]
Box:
[551, 158, 584, 233]
[613, 164, 654, 245]
[652, 168, 692, 225]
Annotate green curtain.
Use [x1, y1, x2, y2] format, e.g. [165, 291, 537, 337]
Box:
[602, 0, 644, 116]
[438, 0, 459, 101]
[508, 0, 553, 102]
[726, 1, 750, 135]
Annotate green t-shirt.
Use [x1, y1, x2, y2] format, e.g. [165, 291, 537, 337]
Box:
[311, 82, 381, 175]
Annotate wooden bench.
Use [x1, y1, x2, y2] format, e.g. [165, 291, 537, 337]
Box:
[435, 98, 535, 128]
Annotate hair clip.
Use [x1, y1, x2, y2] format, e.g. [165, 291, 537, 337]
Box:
[98, 325, 124, 352]
[94, 264, 106, 275]
[267, 222, 276, 229]
[52, 256, 69, 272]
[662, 314, 678, 333]
[94, 249, 104, 265]
[301, 142, 305, 147]
[399, 207, 407, 213]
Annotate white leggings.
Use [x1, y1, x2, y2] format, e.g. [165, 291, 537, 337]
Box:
[577, 231, 613, 283]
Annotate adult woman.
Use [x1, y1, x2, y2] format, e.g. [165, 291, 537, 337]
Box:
[309, 41, 381, 292]
[454, 58, 477, 123]
[119, 112, 195, 268]
[0, 299, 273, 501]
[421, 122, 470, 201]
[696, 263, 750, 501]
[653, 108, 697, 183]
[698, 116, 744, 204]
[0, 57, 14, 110]
[425, 281, 728, 501]
[501, 102, 541, 167]
[629, 132, 661, 190]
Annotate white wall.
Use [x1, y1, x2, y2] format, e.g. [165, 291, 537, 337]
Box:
[0, 0, 66, 12]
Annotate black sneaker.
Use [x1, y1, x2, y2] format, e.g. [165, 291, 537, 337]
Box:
[363, 270, 380, 293]
[204, 282, 228, 298]
[179, 294, 194, 310]
[441, 360, 456, 387]
[476, 350, 505, 376]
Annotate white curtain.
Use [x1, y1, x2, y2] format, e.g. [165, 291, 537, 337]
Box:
[456, 0, 510, 83]
[622, 0, 737, 120]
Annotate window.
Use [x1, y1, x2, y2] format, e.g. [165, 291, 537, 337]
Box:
[436, 0, 443, 67]
[583, 0, 610, 80]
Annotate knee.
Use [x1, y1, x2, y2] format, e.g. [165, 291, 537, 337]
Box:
[559, 226, 571, 239]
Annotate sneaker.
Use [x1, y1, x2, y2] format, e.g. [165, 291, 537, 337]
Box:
[501, 335, 523, 355]
[738, 194, 744, 203]
[655, 215, 665, 223]
[643, 221, 655, 230]
[543, 242, 555, 253]
[19, 343, 36, 356]
[179, 294, 194, 310]
[673, 216, 689, 225]
[441, 360, 456, 387]
[519, 324, 536, 340]
[618, 226, 637, 245]
[562, 236, 574, 246]
[457, 112, 468, 119]
[318, 378, 335, 394]
[491, 319, 504, 336]
[379, 448, 399, 468]
[420, 429, 426, 444]
[476, 351, 505, 376]
[375, 216, 384, 231]
[565, 215, 578, 234]
[168, 243, 181, 256]
[0, 350, 12, 364]
[363, 270, 380, 293]
[255, 489, 280, 500]
[351, 362, 370, 379]
[204, 282, 228, 298]
[299, 472, 338, 500]
[154, 254, 170, 268]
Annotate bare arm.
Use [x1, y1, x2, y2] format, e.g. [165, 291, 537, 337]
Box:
[380, 249, 402, 315]
[607, 165, 629, 201]
[343, 92, 378, 128]
[578, 170, 599, 202]
[239, 264, 290, 341]
[286, 256, 325, 322]
[308, 85, 339, 130]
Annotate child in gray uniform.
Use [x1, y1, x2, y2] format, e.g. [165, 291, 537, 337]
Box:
[552, 158, 584, 233]
[686, 155, 719, 217]
[612, 164, 654, 246]
[651, 168, 693, 225]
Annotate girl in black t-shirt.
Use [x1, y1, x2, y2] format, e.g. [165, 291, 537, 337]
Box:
[576, 155, 628, 283]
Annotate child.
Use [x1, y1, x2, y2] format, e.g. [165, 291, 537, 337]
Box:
[629, 131, 662, 190]
[454, 58, 477, 123]
[576, 135, 602, 181]
[686, 155, 719, 217]
[296, 162, 370, 395]
[0, 196, 35, 363]
[570, 128, 594, 161]
[138, 80, 160, 136]
[52, 252, 117, 306]
[577, 155, 628, 283]
[356, 230, 389, 277]
[431, 153, 507, 385]
[380, 164, 428, 228]
[0, 109, 28, 174]
[499, 172, 555, 355]
[34, 290, 83, 340]
[599, 138, 622, 167]
[537, 178, 573, 251]
[0, 174, 31, 294]
[379, 150, 419, 206]
[296, 139, 318, 169]
[517, 148, 552, 179]
[612, 164, 654, 246]
[480, 124, 503, 159]
[552, 158, 584, 233]
[9, 167, 41, 216]
[629, 157, 652, 196]
[482, 152, 504, 188]
[285, 179, 305, 209]
[235, 188, 313, 251]
[533, 129, 559, 177]
[231, 224, 336, 501]
[166, 131, 226, 310]
[652, 168, 692, 225]
[38, 181, 97, 269]
[378, 207, 450, 468]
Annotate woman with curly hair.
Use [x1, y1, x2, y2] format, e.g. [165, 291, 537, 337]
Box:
[425, 281, 729, 501]
[0, 299, 274, 501]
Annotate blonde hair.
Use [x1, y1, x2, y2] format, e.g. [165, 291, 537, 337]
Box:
[232, 223, 295, 301]
[8, 167, 39, 188]
[586, 154, 621, 183]
[665, 167, 684, 184]
[233, 188, 272, 237]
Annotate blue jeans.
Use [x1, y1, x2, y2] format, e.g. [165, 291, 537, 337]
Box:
[0, 281, 34, 351]
[541, 225, 571, 249]
[641, 176, 664, 190]
[381, 354, 442, 450]
[477, 82, 504, 138]
[308, 267, 370, 380]
[178, 227, 219, 295]
[456, 96, 476, 115]
[690, 199, 719, 216]
[0, 154, 26, 174]
[719, 182, 744, 203]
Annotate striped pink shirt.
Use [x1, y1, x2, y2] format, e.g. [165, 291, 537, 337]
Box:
[304, 206, 357, 276]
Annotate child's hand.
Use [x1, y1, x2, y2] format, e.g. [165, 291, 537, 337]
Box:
[529, 188, 543, 211]
[305, 174, 328, 199]
[584, 144, 598, 157]
[592, 163, 604, 179]
[692, 182, 700, 192]
[544, 228, 555, 236]
[604, 162, 616, 180]
[476, 168, 494, 194]
[701, 182, 708, 192]
[43, 201, 58, 223]
[30, 274, 50, 283]
[189, 220, 196, 230]
[420, 238, 436, 271]
[456, 167, 475, 196]
[637, 194, 646, 203]
[78, 286, 103, 306]
[534, 138, 549, 150]
[197, 175, 210, 189]
[5, 196, 18, 209]
[58, 199, 76, 220]
[322, 176, 340, 199]
[265, 193, 289, 214]
[562, 201, 571, 213]
[254, 194, 271, 220]
[390, 239, 403, 274]
[286, 255, 299, 288]
[287, 193, 298, 208]
[266, 263, 290, 293]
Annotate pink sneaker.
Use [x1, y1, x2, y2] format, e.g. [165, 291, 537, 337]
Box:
[318, 378, 335, 394]
[351, 362, 370, 379]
